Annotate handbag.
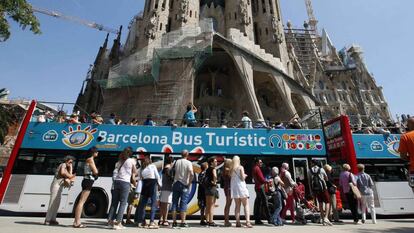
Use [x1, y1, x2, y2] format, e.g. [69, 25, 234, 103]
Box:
[348, 173, 361, 199]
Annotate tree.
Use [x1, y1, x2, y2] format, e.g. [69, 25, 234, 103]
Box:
[0, 0, 41, 42]
[0, 88, 16, 144]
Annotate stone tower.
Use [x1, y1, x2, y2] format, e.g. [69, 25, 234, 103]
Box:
[252, 0, 288, 63]
[169, 0, 200, 31]
[225, 0, 254, 41]
[137, 0, 170, 48]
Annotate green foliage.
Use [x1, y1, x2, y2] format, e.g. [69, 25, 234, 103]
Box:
[0, 0, 41, 42]
[0, 88, 15, 144]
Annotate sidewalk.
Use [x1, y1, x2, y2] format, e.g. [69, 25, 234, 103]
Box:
[0, 217, 413, 233]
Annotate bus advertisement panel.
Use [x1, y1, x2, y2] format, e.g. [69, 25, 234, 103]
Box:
[22, 122, 326, 156]
[352, 134, 401, 159]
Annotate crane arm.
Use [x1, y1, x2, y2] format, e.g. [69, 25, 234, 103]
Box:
[32, 6, 119, 34]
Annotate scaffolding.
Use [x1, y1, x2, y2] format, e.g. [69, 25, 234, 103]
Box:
[96, 19, 214, 89]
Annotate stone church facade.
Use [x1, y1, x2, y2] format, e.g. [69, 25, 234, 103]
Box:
[75, 0, 391, 126]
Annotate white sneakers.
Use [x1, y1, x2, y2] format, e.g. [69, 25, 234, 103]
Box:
[322, 218, 333, 226]
[113, 224, 126, 230]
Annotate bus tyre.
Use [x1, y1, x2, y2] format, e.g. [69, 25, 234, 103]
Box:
[82, 190, 107, 218]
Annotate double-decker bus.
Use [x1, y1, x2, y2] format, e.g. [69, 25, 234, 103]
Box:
[1, 101, 412, 217]
[0, 100, 327, 217]
[325, 115, 414, 215]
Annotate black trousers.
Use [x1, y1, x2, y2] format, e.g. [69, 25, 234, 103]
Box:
[346, 192, 359, 222]
[254, 186, 271, 222]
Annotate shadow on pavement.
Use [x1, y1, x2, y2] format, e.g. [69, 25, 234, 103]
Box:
[356, 227, 414, 233]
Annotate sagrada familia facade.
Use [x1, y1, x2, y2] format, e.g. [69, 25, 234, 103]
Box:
[75, 0, 392, 126]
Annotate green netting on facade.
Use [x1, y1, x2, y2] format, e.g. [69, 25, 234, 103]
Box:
[97, 19, 214, 89]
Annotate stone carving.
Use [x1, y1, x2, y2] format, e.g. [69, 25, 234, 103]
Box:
[239, 0, 250, 26]
[271, 16, 283, 44]
[180, 0, 190, 23]
[145, 11, 159, 39]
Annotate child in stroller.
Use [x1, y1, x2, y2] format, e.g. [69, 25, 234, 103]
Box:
[293, 182, 321, 224]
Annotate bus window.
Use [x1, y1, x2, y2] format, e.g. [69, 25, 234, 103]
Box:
[365, 165, 407, 182]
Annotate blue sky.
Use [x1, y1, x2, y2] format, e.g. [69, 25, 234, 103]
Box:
[1, 0, 412, 117]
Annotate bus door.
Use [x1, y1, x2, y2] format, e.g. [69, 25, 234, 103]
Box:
[293, 158, 308, 183]
[293, 158, 310, 196]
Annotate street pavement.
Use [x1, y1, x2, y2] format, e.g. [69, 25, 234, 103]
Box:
[0, 217, 413, 233]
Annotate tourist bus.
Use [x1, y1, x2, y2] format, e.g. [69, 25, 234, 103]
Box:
[325, 115, 414, 215]
[0, 101, 327, 217]
[1, 100, 412, 217]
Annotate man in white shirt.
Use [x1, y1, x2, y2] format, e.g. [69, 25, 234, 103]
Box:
[171, 150, 194, 228]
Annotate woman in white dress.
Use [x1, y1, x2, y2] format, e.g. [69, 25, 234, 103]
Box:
[231, 156, 252, 228]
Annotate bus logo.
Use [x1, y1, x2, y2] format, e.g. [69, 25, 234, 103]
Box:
[62, 125, 98, 149]
[384, 136, 400, 157]
[43, 130, 58, 141]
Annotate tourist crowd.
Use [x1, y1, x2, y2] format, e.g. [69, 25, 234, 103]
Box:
[44, 149, 379, 229]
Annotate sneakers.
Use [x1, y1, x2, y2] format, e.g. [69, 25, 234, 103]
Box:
[148, 222, 159, 229]
[113, 223, 126, 230]
[180, 222, 189, 228]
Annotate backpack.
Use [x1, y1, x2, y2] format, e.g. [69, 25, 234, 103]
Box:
[198, 171, 207, 188]
[311, 167, 325, 193]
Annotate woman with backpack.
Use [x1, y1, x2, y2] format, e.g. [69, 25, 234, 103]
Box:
[159, 156, 174, 227]
[270, 167, 285, 226]
[324, 164, 341, 222]
[73, 147, 99, 228]
[135, 155, 162, 229]
[204, 157, 218, 227]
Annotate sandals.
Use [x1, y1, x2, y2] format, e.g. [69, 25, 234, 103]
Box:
[161, 221, 170, 227]
[73, 224, 86, 228]
[236, 222, 242, 228]
[245, 222, 253, 228]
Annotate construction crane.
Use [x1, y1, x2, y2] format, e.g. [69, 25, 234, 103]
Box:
[32, 6, 119, 34]
[304, 0, 318, 34]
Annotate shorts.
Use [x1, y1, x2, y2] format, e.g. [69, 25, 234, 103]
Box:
[81, 179, 94, 191]
[205, 186, 218, 197]
[316, 190, 330, 204]
[160, 190, 172, 204]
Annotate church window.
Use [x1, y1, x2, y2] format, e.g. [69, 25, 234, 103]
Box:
[234, 12, 237, 20]
[195, 12, 197, 18]
[190, 10, 192, 17]
[162, 0, 166, 10]
[160, 23, 163, 30]
[155, 0, 158, 9]
[265, 28, 268, 35]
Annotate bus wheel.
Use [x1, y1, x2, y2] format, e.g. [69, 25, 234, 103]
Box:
[82, 190, 107, 218]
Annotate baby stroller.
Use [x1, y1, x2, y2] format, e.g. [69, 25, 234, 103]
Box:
[293, 183, 321, 224]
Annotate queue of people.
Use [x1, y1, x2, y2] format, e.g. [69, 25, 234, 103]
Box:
[44, 148, 380, 229]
